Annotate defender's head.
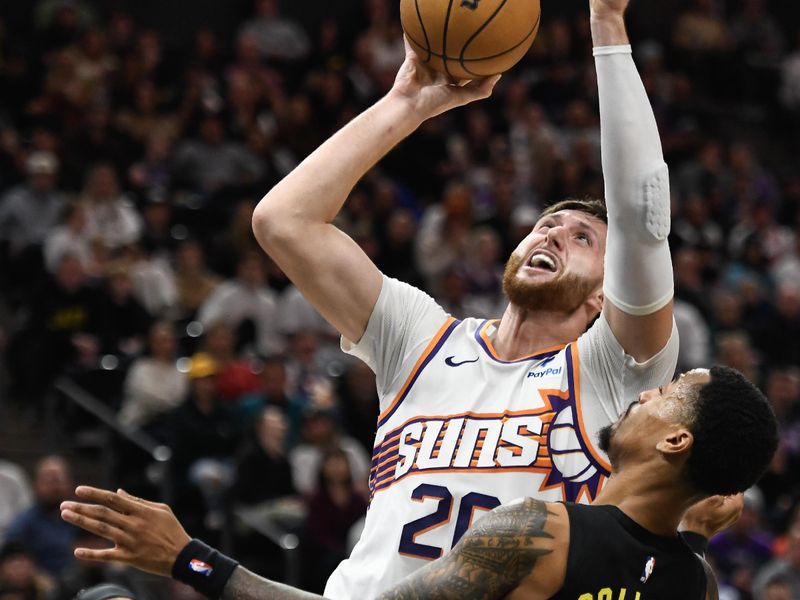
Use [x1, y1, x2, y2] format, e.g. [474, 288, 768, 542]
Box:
[598, 366, 779, 496]
[503, 199, 607, 325]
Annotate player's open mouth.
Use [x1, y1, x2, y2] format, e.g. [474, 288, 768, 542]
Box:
[528, 251, 558, 273]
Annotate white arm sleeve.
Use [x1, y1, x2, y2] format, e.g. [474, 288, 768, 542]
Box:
[595, 45, 674, 315]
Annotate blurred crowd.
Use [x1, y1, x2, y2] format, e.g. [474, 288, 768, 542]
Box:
[0, 0, 798, 598]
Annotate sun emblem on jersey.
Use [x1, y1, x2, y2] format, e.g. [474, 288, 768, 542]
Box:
[538, 388, 609, 503]
[460, 0, 480, 10]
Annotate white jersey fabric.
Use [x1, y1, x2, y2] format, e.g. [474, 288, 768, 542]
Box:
[324, 276, 678, 599]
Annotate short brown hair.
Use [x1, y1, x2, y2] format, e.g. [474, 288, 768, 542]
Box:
[540, 198, 607, 224]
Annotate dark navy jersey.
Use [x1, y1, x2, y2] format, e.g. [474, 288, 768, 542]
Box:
[551, 503, 707, 600]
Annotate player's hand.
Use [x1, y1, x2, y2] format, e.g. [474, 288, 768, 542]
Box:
[389, 37, 501, 121]
[678, 494, 744, 540]
[61, 486, 191, 577]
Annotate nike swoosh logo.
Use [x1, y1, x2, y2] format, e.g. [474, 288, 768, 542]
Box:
[445, 356, 480, 367]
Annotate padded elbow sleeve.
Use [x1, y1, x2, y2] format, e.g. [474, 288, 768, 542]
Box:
[595, 46, 674, 316]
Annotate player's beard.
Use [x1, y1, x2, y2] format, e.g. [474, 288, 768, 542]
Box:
[502, 253, 600, 315]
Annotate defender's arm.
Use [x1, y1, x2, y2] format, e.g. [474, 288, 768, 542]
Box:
[591, 0, 675, 362]
[378, 499, 567, 600]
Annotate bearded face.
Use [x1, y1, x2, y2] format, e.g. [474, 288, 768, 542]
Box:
[502, 252, 601, 315]
[502, 209, 606, 317]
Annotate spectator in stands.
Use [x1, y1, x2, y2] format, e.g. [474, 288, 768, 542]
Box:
[123, 242, 177, 318]
[43, 202, 97, 276]
[94, 262, 151, 357]
[6, 456, 76, 577]
[289, 407, 369, 497]
[119, 321, 187, 429]
[672, 0, 731, 55]
[0, 152, 64, 289]
[233, 406, 296, 506]
[238, 0, 310, 64]
[239, 354, 307, 440]
[415, 181, 473, 294]
[9, 254, 101, 404]
[301, 449, 368, 594]
[0, 462, 32, 546]
[173, 240, 220, 321]
[716, 331, 760, 385]
[160, 353, 239, 532]
[199, 322, 261, 404]
[754, 520, 800, 600]
[0, 539, 55, 600]
[172, 114, 264, 195]
[756, 282, 800, 368]
[80, 164, 142, 251]
[198, 250, 283, 357]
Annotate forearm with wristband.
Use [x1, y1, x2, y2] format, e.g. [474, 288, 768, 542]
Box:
[172, 539, 239, 599]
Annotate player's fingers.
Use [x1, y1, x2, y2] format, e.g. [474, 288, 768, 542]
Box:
[74, 546, 130, 564]
[463, 74, 502, 99]
[61, 509, 134, 547]
[61, 500, 135, 532]
[75, 486, 143, 515]
[118, 489, 171, 512]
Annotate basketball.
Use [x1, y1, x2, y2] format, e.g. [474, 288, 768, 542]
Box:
[400, 0, 542, 80]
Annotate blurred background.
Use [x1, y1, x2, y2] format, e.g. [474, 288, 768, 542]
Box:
[0, 0, 798, 598]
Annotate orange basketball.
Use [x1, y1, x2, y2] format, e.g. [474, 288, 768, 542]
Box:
[400, 0, 541, 80]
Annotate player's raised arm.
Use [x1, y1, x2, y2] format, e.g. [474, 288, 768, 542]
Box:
[377, 499, 566, 600]
[251, 41, 500, 343]
[590, 0, 676, 362]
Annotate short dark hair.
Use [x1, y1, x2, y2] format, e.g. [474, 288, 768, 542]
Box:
[539, 198, 607, 225]
[685, 366, 779, 496]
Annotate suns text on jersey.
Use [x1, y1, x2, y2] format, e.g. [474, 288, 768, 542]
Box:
[394, 412, 550, 478]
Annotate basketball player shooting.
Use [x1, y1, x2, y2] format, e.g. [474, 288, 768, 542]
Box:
[61, 367, 778, 599]
[233, 0, 686, 595]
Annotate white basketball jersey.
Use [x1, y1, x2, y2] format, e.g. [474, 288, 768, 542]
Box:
[324, 277, 678, 599]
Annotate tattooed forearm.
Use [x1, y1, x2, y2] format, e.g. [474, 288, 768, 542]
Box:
[222, 566, 328, 600]
[378, 498, 557, 600]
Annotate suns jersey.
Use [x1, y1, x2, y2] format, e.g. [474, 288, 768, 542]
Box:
[324, 276, 679, 600]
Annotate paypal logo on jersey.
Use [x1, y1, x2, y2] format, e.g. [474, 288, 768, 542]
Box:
[527, 365, 563, 379]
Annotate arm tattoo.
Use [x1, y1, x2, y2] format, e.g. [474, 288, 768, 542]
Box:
[222, 567, 328, 600]
[378, 498, 556, 600]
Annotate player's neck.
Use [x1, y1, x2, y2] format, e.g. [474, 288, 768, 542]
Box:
[595, 467, 696, 538]
[494, 303, 587, 360]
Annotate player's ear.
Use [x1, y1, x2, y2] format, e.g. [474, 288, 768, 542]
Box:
[586, 288, 603, 316]
[656, 428, 693, 457]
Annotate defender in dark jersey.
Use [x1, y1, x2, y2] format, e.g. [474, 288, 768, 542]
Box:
[61, 366, 777, 600]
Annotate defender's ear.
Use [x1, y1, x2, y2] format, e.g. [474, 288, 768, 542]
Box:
[656, 428, 693, 457]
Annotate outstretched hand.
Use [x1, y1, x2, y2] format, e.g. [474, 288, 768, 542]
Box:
[389, 37, 501, 121]
[679, 494, 745, 540]
[61, 486, 191, 577]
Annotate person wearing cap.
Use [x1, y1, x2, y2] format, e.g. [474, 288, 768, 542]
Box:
[0, 151, 65, 283]
[155, 353, 239, 534]
[73, 583, 135, 600]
